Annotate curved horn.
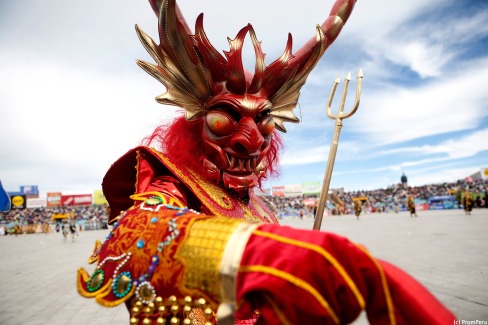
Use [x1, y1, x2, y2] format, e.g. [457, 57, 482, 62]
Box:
[266, 0, 357, 132]
[292, 0, 356, 64]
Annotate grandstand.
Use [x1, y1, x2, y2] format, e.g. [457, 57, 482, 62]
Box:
[1, 176, 487, 233]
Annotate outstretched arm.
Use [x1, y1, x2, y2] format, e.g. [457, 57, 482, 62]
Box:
[78, 204, 456, 324]
[233, 223, 456, 324]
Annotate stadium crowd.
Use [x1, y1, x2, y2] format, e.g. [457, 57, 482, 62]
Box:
[1, 177, 487, 233]
[0, 205, 109, 234]
[267, 177, 488, 218]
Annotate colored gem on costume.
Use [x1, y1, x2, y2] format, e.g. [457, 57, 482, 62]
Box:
[135, 281, 156, 304]
[87, 269, 105, 292]
[137, 239, 145, 248]
[165, 204, 181, 210]
[176, 207, 188, 216]
[150, 216, 158, 223]
[145, 196, 163, 206]
[113, 271, 133, 298]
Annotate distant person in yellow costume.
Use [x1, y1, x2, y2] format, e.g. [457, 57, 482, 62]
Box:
[408, 196, 418, 217]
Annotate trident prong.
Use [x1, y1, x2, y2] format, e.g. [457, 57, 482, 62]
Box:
[313, 69, 363, 231]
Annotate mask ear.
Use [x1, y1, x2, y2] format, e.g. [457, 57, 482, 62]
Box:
[136, 0, 213, 120]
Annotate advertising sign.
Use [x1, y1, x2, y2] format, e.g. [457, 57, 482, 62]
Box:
[62, 194, 93, 206]
[254, 188, 271, 196]
[482, 167, 488, 180]
[27, 198, 47, 208]
[93, 190, 108, 205]
[20, 185, 39, 196]
[47, 192, 62, 207]
[302, 182, 321, 195]
[302, 198, 317, 206]
[10, 195, 27, 209]
[414, 199, 429, 211]
[427, 195, 457, 210]
[272, 186, 285, 197]
[284, 184, 302, 197]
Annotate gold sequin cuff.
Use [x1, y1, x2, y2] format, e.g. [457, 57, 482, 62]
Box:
[177, 217, 252, 302]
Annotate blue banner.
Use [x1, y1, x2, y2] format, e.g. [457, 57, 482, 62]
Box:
[427, 195, 458, 210]
[20, 185, 39, 196]
[0, 181, 11, 212]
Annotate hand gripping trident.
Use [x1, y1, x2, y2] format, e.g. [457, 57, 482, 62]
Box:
[313, 69, 363, 230]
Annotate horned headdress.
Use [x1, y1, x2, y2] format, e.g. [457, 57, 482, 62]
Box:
[136, 0, 355, 132]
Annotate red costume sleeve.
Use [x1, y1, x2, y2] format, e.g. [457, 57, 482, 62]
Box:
[236, 224, 456, 325]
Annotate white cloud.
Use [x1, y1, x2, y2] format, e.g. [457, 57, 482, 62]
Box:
[377, 129, 488, 160]
[349, 57, 488, 145]
[0, 54, 178, 193]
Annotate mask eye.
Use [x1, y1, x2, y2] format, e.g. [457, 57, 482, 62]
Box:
[258, 115, 275, 136]
[206, 111, 234, 136]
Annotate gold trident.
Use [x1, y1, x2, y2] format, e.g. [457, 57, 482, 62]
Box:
[313, 69, 363, 230]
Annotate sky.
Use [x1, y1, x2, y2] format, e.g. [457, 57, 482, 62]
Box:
[0, 0, 487, 197]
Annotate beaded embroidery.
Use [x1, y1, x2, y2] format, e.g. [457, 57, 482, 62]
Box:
[87, 269, 105, 292]
[113, 271, 133, 298]
[90, 211, 127, 262]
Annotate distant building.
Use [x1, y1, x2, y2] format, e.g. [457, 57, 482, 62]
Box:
[469, 171, 482, 181]
[401, 173, 408, 188]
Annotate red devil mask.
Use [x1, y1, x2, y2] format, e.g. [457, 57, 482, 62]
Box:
[137, 0, 356, 198]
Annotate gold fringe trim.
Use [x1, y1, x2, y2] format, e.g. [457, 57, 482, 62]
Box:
[88, 240, 102, 264]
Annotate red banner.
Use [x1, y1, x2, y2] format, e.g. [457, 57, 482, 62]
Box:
[62, 194, 92, 206]
[47, 192, 62, 207]
[302, 198, 317, 206]
[272, 186, 285, 197]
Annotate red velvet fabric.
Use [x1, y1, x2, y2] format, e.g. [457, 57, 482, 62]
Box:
[236, 224, 457, 325]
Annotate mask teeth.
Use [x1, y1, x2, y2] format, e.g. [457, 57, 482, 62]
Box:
[227, 154, 258, 172]
[229, 155, 237, 169]
[252, 157, 259, 171]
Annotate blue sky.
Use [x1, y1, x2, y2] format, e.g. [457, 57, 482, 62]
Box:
[0, 0, 487, 196]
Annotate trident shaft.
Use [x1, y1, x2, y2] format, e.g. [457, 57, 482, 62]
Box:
[313, 69, 363, 230]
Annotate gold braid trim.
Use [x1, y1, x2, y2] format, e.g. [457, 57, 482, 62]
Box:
[239, 265, 340, 325]
[176, 218, 245, 300]
[353, 243, 397, 325]
[88, 240, 102, 264]
[253, 229, 365, 310]
[130, 191, 185, 208]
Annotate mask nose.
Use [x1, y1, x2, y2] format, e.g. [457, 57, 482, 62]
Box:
[228, 117, 264, 155]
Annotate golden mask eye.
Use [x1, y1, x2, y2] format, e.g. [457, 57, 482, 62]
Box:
[206, 111, 234, 136]
[257, 115, 275, 136]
